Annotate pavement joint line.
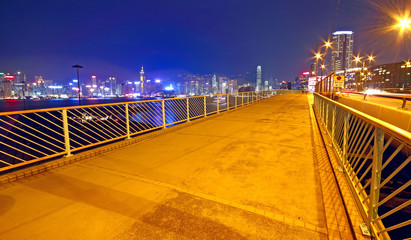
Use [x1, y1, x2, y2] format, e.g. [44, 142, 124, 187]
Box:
[0, 97, 274, 186]
[76, 162, 328, 235]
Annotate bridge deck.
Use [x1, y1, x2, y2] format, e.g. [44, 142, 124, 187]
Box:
[0, 94, 353, 239]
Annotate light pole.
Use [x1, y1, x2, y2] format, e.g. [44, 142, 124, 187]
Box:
[72, 64, 83, 105]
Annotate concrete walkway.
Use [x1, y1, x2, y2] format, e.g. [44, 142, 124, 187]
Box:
[0, 94, 347, 239]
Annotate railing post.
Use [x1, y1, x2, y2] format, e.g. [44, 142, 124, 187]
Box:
[217, 95, 220, 113]
[162, 100, 166, 128]
[204, 95, 207, 117]
[332, 105, 336, 142]
[125, 103, 131, 139]
[343, 112, 350, 167]
[235, 92, 237, 108]
[186, 98, 190, 121]
[242, 93, 244, 106]
[325, 101, 328, 128]
[227, 94, 229, 110]
[367, 127, 384, 235]
[401, 97, 406, 108]
[62, 109, 72, 157]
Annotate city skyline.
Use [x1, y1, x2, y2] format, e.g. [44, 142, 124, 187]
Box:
[1, 0, 409, 83]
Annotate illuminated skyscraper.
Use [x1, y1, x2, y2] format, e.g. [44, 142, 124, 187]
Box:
[256, 66, 262, 91]
[331, 31, 354, 71]
[91, 75, 97, 86]
[140, 66, 145, 93]
[212, 74, 217, 94]
[109, 77, 116, 95]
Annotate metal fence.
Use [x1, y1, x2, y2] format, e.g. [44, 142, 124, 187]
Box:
[313, 93, 410, 240]
[0, 90, 279, 172]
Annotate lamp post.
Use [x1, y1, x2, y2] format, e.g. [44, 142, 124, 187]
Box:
[353, 56, 362, 91]
[72, 64, 83, 105]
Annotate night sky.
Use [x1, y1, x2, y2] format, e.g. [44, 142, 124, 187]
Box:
[0, 0, 410, 83]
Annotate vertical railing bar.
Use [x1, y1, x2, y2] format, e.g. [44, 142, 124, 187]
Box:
[125, 103, 131, 139]
[204, 95, 207, 117]
[62, 109, 72, 156]
[227, 93, 230, 110]
[186, 98, 190, 122]
[217, 94, 220, 113]
[242, 93, 244, 106]
[343, 112, 350, 166]
[162, 100, 166, 129]
[367, 127, 384, 235]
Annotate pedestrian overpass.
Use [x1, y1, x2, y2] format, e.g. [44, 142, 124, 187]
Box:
[0, 91, 409, 240]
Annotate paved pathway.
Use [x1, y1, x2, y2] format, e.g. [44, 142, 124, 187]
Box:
[0, 94, 350, 239]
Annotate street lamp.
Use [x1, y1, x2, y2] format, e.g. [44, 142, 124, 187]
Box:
[368, 55, 375, 66]
[397, 16, 410, 30]
[72, 64, 83, 105]
[354, 56, 361, 68]
[314, 52, 322, 76]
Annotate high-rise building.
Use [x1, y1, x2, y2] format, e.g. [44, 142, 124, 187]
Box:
[109, 77, 116, 95]
[256, 66, 262, 91]
[331, 31, 354, 72]
[212, 74, 217, 94]
[91, 75, 97, 86]
[140, 66, 145, 93]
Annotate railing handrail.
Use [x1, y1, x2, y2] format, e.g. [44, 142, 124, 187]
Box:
[0, 90, 267, 116]
[315, 93, 411, 144]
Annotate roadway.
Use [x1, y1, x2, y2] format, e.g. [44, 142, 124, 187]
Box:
[343, 93, 410, 109]
[0, 94, 354, 239]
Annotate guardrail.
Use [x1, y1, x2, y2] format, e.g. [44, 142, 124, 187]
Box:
[313, 93, 410, 240]
[0, 90, 283, 173]
[360, 93, 411, 109]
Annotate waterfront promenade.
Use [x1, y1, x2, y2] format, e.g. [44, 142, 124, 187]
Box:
[0, 94, 355, 239]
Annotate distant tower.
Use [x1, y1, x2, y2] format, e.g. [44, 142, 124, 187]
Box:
[140, 66, 145, 93]
[109, 77, 116, 95]
[91, 75, 97, 86]
[256, 66, 262, 91]
[331, 31, 354, 71]
[212, 74, 217, 94]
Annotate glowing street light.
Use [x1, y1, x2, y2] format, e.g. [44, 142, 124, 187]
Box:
[324, 41, 331, 49]
[313, 52, 322, 76]
[397, 16, 411, 30]
[368, 55, 375, 66]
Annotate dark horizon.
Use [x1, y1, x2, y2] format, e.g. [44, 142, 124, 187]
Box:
[0, 0, 410, 83]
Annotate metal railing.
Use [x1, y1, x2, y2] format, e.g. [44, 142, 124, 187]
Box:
[0, 90, 280, 173]
[313, 93, 410, 240]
